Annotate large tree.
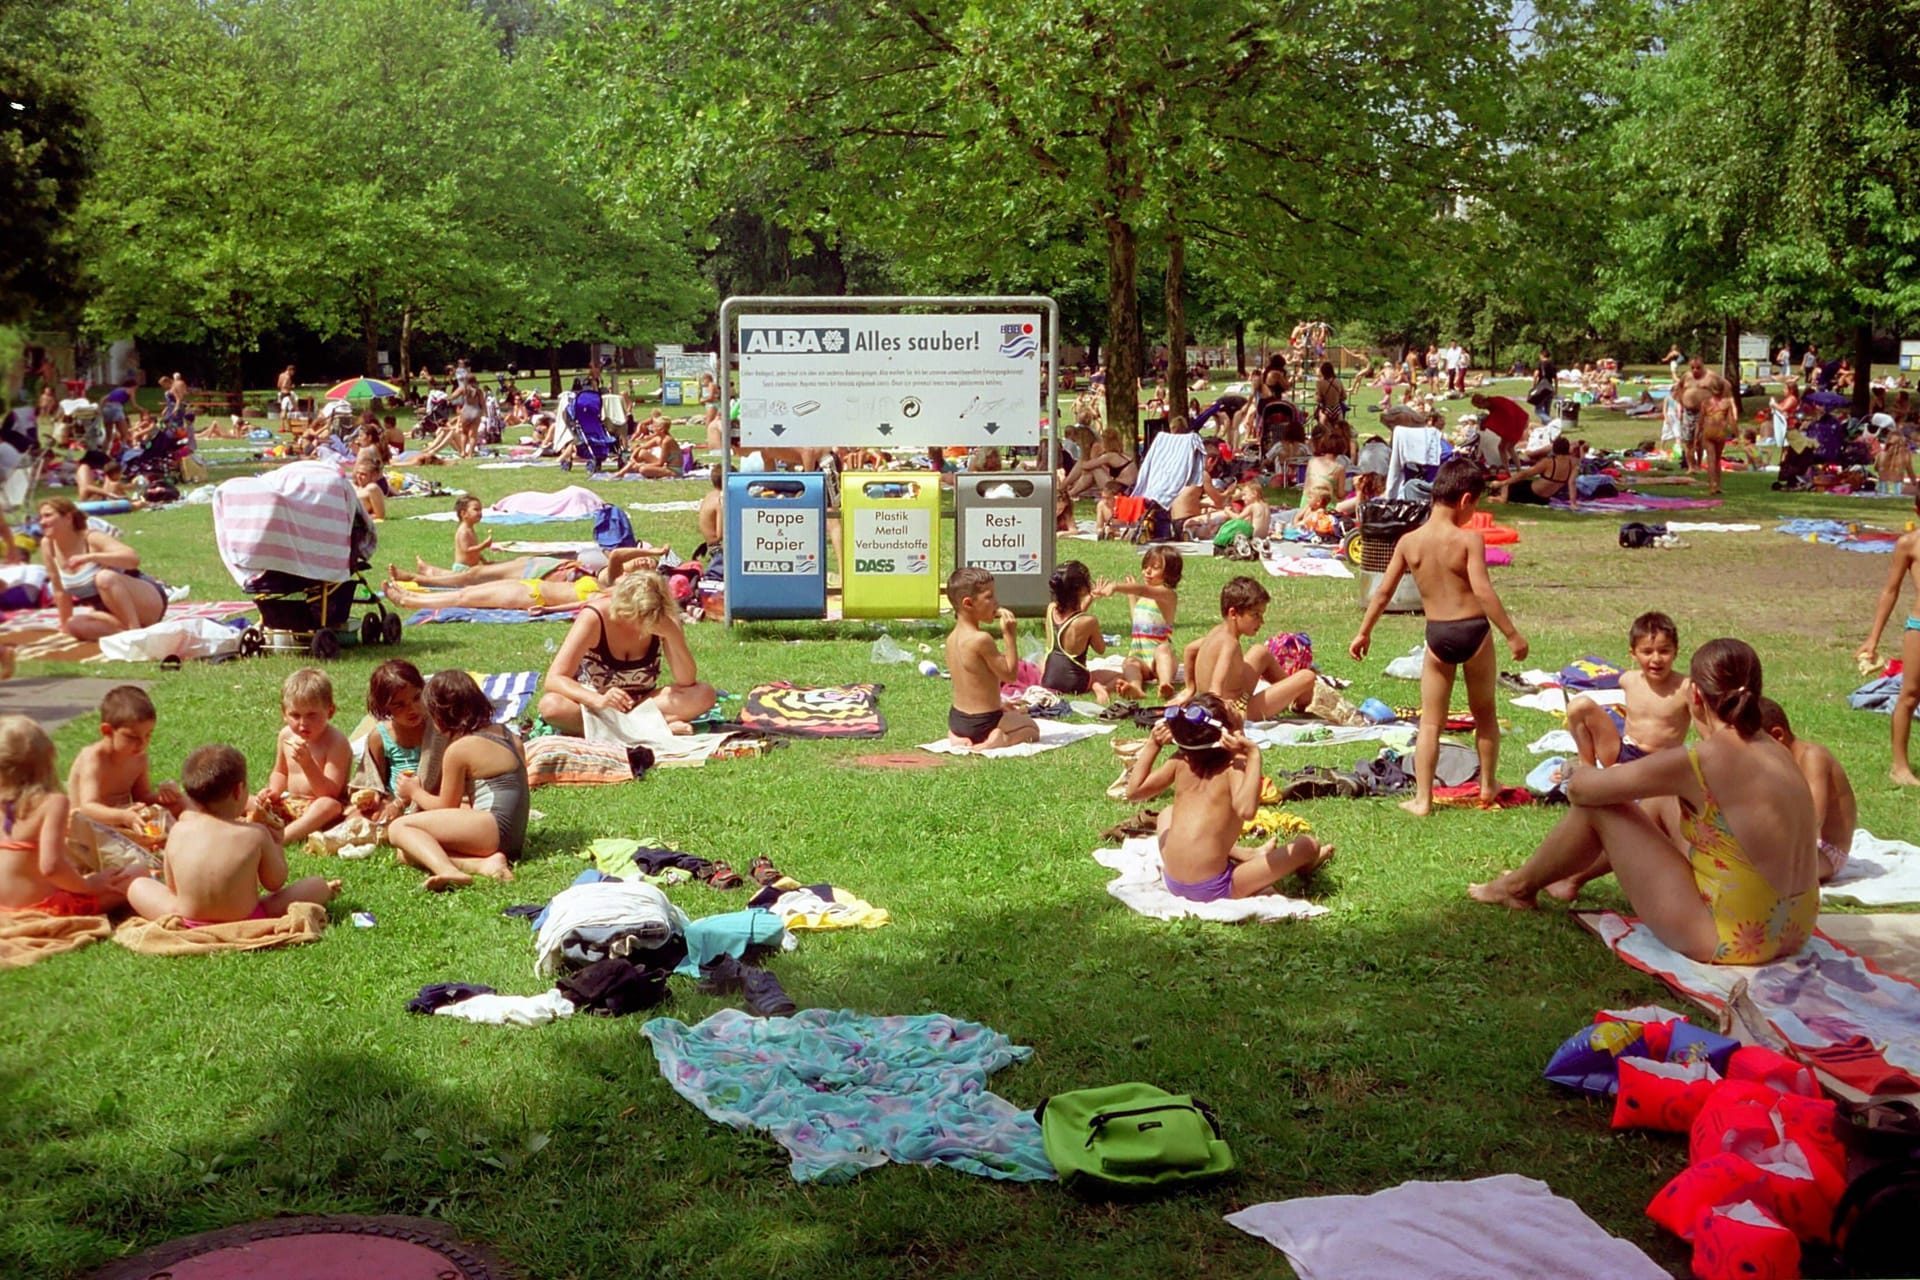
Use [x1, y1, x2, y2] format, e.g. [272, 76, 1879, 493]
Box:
[571, 0, 1512, 441]
[0, 0, 91, 327]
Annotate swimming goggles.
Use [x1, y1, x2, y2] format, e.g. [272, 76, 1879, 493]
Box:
[1163, 703, 1229, 737]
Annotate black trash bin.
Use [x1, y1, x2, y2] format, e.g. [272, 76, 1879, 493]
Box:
[1357, 497, 1428, 613]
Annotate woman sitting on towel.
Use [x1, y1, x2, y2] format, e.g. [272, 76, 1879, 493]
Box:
[1491, 436, 1578, 507]
[536, 569, 715, 736]
[1063, 427, 1138, 499]
[1470, 639, 1819, 966]
[39, 498, 169, 640]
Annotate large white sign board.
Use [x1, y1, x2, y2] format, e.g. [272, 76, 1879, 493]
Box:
[1737, 332, 1771, 361]
[735, 312, 1042, 448]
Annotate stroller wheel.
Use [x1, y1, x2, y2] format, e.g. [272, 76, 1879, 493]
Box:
[382, 611, 402, 645]
[310, 629, 341, 661]
[360, 614, 383, 647]
[239, 627, 264, 658]
[1341, 529, 1364, 566]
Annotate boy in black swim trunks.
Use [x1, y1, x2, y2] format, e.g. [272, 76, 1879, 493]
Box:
[1350, 458, 1527, 815]
[943, 567, 1039, 752]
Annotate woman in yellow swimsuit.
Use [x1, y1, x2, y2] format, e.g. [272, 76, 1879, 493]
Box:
[381, 547, 663, 615]
[1468, 638, 1818, 965]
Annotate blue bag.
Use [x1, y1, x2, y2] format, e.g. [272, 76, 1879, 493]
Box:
[593, 506, 637, 551]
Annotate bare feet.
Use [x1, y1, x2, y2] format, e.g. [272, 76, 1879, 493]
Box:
[1284, 836, 1335, 878]
[1114, 678, 1144, 700]
[1398, 797, 1431, 817]
[475, 854, 514, 883]
[1893, 767, 1920, 787]
[1156, 681, 1176, 700]
[666, 720, 693, 736]
[1542, 877, 1584, 903]
[1468, 872, 1538, 910]
[423, 871, 473, 891]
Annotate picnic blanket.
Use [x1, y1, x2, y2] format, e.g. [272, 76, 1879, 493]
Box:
[918, 720, 1115, 757]
[641, 1008, 1054, 1184]
[0, 909, 114, 969]
[1552, 494, 1724, 513]
[1823, 829, 1920, 905]
[741, 682, 886, 738]
[1578, 909, 1920, 1101]
[113, 902, 328, 956]
[1776, 518, 1899, 552]
[1261, 553, 1354, 579]
[1092, 836, 1327, 923]
[1225, 1175, 1666, 1280]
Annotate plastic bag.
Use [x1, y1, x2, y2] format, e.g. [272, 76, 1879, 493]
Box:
[98, 618, 241, 663]
[870, 635, 914, 664]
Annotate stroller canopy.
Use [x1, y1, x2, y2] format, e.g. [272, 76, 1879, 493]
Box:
[214, 461, 376, 589]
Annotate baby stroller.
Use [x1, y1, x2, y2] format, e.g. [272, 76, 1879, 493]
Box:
[414, 390, 452, 439]
[213, 461, 401, 659]
[555, 387, 615, 473]
[120, 425, 193, 486]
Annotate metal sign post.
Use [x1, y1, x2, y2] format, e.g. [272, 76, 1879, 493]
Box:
[717, 295, 1061, 624]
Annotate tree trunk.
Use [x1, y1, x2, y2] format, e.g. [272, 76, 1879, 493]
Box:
[399, 303, 413, 389]
[1853, 321, 1874, 419]
[1103, 214, 1142, 448]
[1234, 317, 1246, 378]
[1721, 316, 1740, 382]
[360, 284, 380, 378]
[1164, 230, 1188, 424]
[548, 343, 562, 399]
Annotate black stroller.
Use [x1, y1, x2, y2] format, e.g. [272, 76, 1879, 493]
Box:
[120, 425, 193, 486]
[212, 462, 402, 659]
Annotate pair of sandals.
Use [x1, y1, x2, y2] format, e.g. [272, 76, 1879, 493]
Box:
[1276, 765, 1366, 802]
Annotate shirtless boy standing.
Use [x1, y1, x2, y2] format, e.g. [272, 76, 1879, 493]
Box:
[943, 567, 1038, 752]
[252, 668, 351, 843]
[1350, 458, 1527, 814]
[1759, 698, 1856, 883]
[1567, 612, 1689, 767]
[67, 686, 184, 838]
[1854, 496, 1920, 784]
[128, 744, 339, 925]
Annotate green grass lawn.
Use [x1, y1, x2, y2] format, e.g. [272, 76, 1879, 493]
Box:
[1, 381, 1909, 1278]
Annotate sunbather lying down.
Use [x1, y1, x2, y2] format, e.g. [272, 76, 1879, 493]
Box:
[383, 546, 664, 616]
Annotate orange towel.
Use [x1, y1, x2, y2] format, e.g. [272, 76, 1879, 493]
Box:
[0, 909, 113, 969]
[112, 902, 327, 956]
[1467, 511, 1521, 545]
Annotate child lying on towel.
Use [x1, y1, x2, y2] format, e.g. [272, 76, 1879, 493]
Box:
[1121, 693, 1332, 902]
[128, 744, 339, 926]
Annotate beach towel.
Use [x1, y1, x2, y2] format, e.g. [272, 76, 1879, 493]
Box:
[1244, 721, 1413, 751]
[582, 700, 735, 766]
[1664, 521, 1762, 533]
[1847, 674, 1919, 715]
[1776, 518, 1899, 552]
[1225, 1174, 1667, 1280]
[212, 462, 362, 587]
[0, 600, 253, 633]
[1130, 431, 1205, 510]
[918, 720, 1115, 757]
[1092, 836, 1327, 923]
[498, 539, 597, 554]
[1553, 494, 1724, 513]
[0, 909, 113, 969]
[480, 670, 539, 724]
[404, 607, 575, 626]
[1261, 554, 1354, 579]
[628, 500, 703, 513]
[1823, 829, 1920, 905]
[1579, 910, 1920, 1101]
[641, 1008, 1054, 1184]
[1510, 687, 1626, 716]
[113, 902, 327, 956]
[488, 486, 607, 519]
[740, 682, 886, 738]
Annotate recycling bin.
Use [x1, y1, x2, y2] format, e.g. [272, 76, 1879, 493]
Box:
[841, 471, 941, 618]
[953, 472, 1054, 616]
[725, 473, 826, 619]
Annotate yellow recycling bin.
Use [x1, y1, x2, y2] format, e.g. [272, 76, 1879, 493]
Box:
[840, 472, 942, 618]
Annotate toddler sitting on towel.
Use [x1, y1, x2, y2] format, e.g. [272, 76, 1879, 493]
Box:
[251, 668, 351, 844]
[128, 744, 339, 926]
[0, 716, 138, 915]
[1121, 693, 1331, 902]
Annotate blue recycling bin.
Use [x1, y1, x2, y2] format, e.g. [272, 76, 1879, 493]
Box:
[725, 473, 827, 619]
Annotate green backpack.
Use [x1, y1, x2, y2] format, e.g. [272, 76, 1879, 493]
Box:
[1035, 1082, 1234, 1194]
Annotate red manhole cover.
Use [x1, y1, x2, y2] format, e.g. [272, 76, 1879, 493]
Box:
[89, 1216, 510, 1280]
[847, 752, 944, 769]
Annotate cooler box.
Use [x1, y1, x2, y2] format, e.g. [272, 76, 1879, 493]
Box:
[953, 473, 1054, 616]
[841, 472, 941, 618]
[725, 474, 827, 620]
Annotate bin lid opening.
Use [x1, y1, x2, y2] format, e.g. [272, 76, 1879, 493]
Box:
[860, 482, 921, 499]
[746, 481, 807, 498]
[974, 479, 1034, 499]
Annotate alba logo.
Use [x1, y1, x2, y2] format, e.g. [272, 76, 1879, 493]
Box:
[741, 328, 850, 355]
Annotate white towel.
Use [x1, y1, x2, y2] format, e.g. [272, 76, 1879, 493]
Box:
[1262, 554, 1354, 579]
[433, 989, 577, 1027]
[1823, 828, 1920, 906]
[1245, 722, 1412, 750]
[533, 880, 688, 977]
[918, 720, 1115, 757]
[1092, 837, 1326, 923]
[1528, 729, 1578, 754]
[1510, 688, 1626, 715]
[1225, 1174, 1666, 1280]
[582, 701, 734, 766]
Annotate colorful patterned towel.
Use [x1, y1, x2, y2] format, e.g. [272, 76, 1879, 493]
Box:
[1578, 910, 1920, 1100]
[641, 1008, 1054, 1183]
[404, 607, 574, 625]
[0, 600, 255, 632]
[740, 682, 886, 738]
